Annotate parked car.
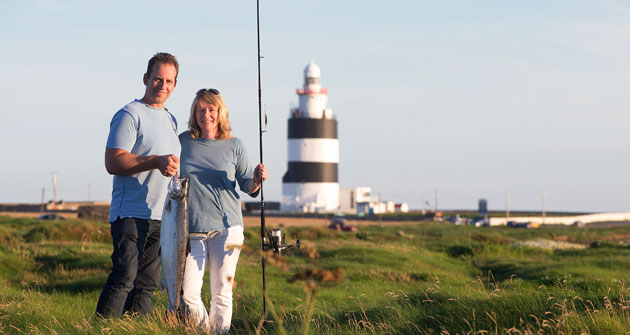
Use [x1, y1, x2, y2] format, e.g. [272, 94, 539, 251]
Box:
[507, 221, 533, 228]
[572, 220, 585, 227]
[37, 213, 65, 220]
[472, 217, 490, 227]
[328, 217, 357, 232]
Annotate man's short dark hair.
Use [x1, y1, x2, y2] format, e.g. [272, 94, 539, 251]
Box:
[146, 52, 179, 79]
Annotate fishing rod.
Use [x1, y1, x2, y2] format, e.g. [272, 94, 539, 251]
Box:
[255, 0, 268, 321]
[255, 0, 300, 323]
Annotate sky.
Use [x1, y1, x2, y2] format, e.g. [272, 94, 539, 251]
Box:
[1, 0, 629, 212]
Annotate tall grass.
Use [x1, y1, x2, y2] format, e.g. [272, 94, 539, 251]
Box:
[2, 216, 630, 334]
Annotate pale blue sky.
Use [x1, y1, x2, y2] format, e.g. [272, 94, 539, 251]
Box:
[1, 1, 628, 212]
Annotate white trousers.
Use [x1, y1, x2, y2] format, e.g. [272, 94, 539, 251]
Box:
[181, 225, 244, 334]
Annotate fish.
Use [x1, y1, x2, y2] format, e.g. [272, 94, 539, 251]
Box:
[160, 175, 190, 313]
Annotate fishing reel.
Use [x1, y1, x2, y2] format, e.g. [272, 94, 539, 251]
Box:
[263, 228, 300, 255]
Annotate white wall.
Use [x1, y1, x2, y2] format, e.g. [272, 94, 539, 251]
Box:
[489, 212, 630, 226]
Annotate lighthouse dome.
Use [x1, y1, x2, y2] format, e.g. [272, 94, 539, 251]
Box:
[304, 60, 321, 79]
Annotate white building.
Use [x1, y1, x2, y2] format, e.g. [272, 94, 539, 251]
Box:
[339, 187, 372, 213]
[339, 187, 408, 215]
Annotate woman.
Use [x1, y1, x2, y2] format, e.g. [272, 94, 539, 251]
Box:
[179, 88, 267, 333]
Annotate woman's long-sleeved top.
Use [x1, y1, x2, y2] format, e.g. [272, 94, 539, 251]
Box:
[179, 131, 259, 232]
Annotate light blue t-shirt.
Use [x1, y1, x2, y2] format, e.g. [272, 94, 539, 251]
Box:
[106, 99, 181, 222]
[179, 131, 259, 232]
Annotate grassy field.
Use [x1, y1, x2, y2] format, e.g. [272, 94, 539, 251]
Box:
[2, 215, 630, 334]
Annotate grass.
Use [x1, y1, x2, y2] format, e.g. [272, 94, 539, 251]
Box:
[2, 215, 630, 334]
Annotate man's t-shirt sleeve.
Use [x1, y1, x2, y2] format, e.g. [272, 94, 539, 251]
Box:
[106, 110, 137, 152]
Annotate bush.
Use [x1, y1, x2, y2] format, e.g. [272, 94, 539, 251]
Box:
[356, 232, 370, 240]
[0, 226, 17, 246]
[590, 241, 614, 249]
[446, 245, 474, 258]
[23, 226, 48, 242]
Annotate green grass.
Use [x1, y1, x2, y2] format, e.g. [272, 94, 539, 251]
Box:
[2, 216, 630, 334]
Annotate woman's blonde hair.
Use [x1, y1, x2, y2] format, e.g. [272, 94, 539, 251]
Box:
[188, 88, 231, 139]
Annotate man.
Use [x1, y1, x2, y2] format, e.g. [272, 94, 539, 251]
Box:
[96, 52, 181, 317]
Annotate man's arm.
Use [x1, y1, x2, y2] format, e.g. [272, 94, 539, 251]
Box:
[105, 148, 179, 177]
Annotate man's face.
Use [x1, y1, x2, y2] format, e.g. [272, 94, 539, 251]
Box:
[142, 62, 177, 108]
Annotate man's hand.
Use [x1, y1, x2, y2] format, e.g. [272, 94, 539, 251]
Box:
[157, 154, 179, 177]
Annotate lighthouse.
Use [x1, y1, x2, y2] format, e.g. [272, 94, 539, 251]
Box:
[282, 61, 339, 212]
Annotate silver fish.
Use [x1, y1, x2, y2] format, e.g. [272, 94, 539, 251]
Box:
[160, 176, 190, 313]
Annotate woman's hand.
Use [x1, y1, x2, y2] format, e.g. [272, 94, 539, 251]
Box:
[249, 164, 268, 194]
[254, 164, 268, 185]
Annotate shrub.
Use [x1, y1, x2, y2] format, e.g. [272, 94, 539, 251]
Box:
[23, 226, 48, 242]
[356, 232, 369, 240]
[446, 245, 474, 258]
[0, 226, 18, 246]
[590, 241, 614, 249]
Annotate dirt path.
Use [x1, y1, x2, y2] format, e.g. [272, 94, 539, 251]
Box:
[0, 212, 78, 219]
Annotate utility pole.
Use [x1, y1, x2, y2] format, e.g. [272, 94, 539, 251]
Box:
[52, 172, 58, 203]
[505, 191, 510, 222]
[40, 187, 45, 213]
[434, 189, 438, 212]
[542, 192, 546, 225]
[88, 183, 92, 202]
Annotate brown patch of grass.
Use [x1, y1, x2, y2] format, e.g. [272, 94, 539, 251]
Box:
[264, 250, 291, 270]
[288, 268, 344, 284]
[599, 234, 630, 243]
[471, 233, 512, 245]
[297, 241, 320, 259]
[364, 268, 429, 282]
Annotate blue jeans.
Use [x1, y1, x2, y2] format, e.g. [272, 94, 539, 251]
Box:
[95, 217, 161, 317]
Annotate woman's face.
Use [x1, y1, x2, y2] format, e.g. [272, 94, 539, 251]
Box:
[195, 101, 219, 136]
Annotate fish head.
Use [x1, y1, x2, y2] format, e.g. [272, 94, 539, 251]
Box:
[167, 176, 189, 199]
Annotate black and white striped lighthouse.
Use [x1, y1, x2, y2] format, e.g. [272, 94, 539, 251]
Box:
[282, 61, 339, 212]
